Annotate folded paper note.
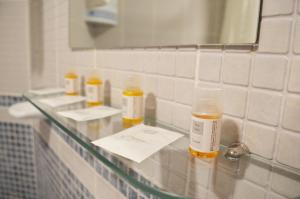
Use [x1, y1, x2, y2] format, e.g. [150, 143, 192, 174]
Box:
[92, 124, 184, 163]
[57, 106, 121, 122]
[29, 88, 65, 96]
[39, 96, 85, 107]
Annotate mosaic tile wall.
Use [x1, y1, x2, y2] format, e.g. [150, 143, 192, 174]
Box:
[0, 95, 151, 199]
[0, 121, 97, 199]
[0, 122, 37, 199]
[0, 95, 25, 107]
[50, 122, 153, 199]
[0, 95, 95, 199]
[34, 130, 94, 199]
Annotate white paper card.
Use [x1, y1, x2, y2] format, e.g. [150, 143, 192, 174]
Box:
[57, 106, 121, 122]
[29, 88, 65, 96]
[92, 124, 184, 163]
[39, 96, 85, 107]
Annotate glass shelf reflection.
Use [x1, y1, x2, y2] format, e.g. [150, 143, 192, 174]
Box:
[24, 93, 300, 199]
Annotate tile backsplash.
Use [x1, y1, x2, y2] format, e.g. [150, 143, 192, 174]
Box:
[29, 0, 300, 170]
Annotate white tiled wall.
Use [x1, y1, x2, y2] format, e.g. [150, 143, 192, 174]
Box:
[0, 0, 30, 94]
[222, 53, 251, 86]
[258, 18, 292, 53]
[37, 0, 300, 172]
[253, 55, 287, 90]
[1, 0, 300, 198]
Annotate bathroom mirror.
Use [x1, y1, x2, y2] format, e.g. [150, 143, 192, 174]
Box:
[69, 0, 262, 49]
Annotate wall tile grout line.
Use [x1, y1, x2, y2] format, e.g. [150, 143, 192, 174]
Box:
[274, 0, 300, 170]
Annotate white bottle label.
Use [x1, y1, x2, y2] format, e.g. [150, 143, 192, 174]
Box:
[86, 84, 101, 103]
[190, 116, 221, 153]
[122, 95, 143, 119]
[65, 78, 78, 94]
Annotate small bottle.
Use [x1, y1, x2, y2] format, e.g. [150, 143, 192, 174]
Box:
[64, 71, 79, 96]
[189, 87, 223, 158]
[85, 73, 103, 107]
[122, 76, 143, 128]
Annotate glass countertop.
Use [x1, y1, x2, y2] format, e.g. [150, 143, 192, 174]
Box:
[24, 93, 300, 199]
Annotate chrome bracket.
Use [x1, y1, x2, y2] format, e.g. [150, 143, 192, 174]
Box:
[223, 143, 250, 161]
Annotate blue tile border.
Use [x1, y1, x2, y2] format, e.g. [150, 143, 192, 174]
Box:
[0, 95, 25, 107]
[50, 122, 155, 199]
[35, 129, 94, 199]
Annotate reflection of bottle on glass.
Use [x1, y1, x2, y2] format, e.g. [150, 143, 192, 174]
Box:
[189, 87, 223, 158]
[64, 70, 79, 96]
[85, 72, 103, 107]
[122, 76, 143, 128]
[87, 120, 101, 140]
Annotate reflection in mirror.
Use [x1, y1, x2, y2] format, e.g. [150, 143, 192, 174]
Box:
[70, 0, 262, 49]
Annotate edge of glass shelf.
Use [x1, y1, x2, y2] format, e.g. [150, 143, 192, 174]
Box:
[24, 94, 192, 199]
[24, 93, 300, 198]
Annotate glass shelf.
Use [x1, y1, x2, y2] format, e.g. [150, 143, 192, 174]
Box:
[24, 93, 300, 199]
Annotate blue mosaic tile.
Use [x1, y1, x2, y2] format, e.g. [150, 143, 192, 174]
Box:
[35, 131, 95, 199]
[47, 122, 158, 199]
[102, 166, 110, 181]
[109, 172, 118, 188]
[129, 187, 138, 199]
[0, 95, 25, 107]
[0, 122, 37, 199]
[118, 178, 128, 197]
[140, 176, 152, 199]
[94, 159, 103, 176]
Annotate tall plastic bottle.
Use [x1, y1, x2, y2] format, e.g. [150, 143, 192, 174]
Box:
[122, 76, 143, 128]
[85, 72, 103, 107]
[64, 70, 79, 96]
[189, 87, 223, 158]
